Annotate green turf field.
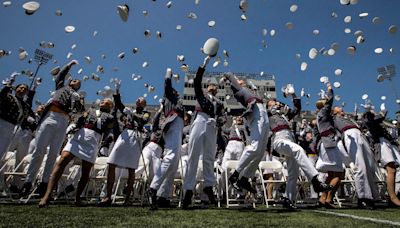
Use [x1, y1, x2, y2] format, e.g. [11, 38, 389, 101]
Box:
[0, 204, 399, 227]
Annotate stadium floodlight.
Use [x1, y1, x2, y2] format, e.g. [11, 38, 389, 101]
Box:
[377, 64, 399, 109]
[29, 48, 53, 89]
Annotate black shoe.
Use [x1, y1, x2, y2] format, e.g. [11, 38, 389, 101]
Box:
[237, 177, 257, 194]
[182, 190, 193, 210]
[98, 198, 112, 207]
[387, 200, 400, 208]
[358, 198, 375, 210]
[311, 176, 332, 193]
[36, 182, 48, 198]
[317, 201, 325, 208]
[8, 184, 19, 194]
[157, 197, 171, 208]
[203, 186, 217, 205]
[282, 197, 297, 210]
[147, 188, 158, 210]
[228, 171, 240, 190]
[19, 182, 32, 197]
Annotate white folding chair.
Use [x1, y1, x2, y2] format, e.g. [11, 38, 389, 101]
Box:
[56, 156, 81, 202]
[258, 160, 285, 208]
[334, 163, 357, 208]
[0, 152, 16, 173]
[86, 157, 108, 201]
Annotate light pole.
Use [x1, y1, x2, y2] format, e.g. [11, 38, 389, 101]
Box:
[29, 48, 52, 90]
[377, 64, 400, 109]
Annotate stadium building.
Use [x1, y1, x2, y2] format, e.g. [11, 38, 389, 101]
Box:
[182, 70, 276, 115]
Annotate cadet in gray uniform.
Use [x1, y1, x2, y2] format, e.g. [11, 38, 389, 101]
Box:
[333, 106, 379, 208]
[0, 73, 31, 162]
[137, 103, 164, 184]
[21, 60, 83, 197]
[148, 68, 185, 210]
[223, 72, 269, 194]
[363, 107, 400, 207]
[221, 116, 247, 170]
[267, 94, 331, 207]
[6, 79, 41, 192]
[39, 99, 115, 207]
[315, 84, 347, 208]
[182, 57, 225, 208]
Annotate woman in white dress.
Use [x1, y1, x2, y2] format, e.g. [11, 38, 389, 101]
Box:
[100, 82, 150, 205]
[38, 99, 114, 207]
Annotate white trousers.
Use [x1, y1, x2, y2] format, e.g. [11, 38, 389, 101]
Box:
[26, 111, 69, 183]
[222, 140, 245, 170]
[0, 119, 16, 161]
[150, 117, 184, 197]
[272, 135, 319, 201]
[183, 112, 217, 190]
[236, 103, 269, 178]
[8, 127, 34, 186]
[343, 129, 379, 199]
[136, 142, 162, 181]
[379, 137, 399, 167]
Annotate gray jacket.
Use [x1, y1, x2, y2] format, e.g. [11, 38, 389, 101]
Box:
[317, 88, 337, 149]
[226, 73, 262, 118]
[50, 64, 85, 115]
[160, 76, 184, 132]
[194, 66, 225, 119]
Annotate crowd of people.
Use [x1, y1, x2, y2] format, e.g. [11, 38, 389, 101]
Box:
[0, 55, 399, 211]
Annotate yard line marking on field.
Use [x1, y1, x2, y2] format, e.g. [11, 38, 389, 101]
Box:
[313, 210, 400, 226]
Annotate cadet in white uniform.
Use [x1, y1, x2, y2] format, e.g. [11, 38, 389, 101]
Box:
[21, 60, 84, 197]
[182, 57, 225, 208]
[223, 73, 270, 194]
[148, 68, 185, 210]
[39, 98, 114, 207]
[363, 107, 400, 208]
[333, 106, 379, 208]
[267, 93, 331, 208]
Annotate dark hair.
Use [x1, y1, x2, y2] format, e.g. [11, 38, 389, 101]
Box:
[15, 83, 28, 90]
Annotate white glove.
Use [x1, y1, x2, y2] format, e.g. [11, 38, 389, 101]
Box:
[27, 116, 35, 124]
[202, 56, 211, 68]
[165, 68, 172, 79]
[9, 72, 20, 85]
[2, 78, 11, 86]
[286, 84, 295, 95]
[123, 107, 132, 116]
[115, 79, 121, 90]
[68, 59, 79, 67]
[32, 78, 42, 90]
[380, 103, 386, 112]
[99, 147, 109, 157]
[300, 88, 305, 97]
[66, 124, 77, 134]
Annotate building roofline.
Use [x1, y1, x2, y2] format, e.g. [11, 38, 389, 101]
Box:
[186, 70, 275, 80]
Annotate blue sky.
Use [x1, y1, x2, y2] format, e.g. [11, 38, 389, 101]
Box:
[0, 0, 399, 118]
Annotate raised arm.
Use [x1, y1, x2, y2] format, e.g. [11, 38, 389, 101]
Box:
[224, 72, 241, 94]
[194, 66, 207, 101]
[113, 92, 126, 113]
[164, 68, 175, 100]
[287, 94, 301, 120]
[55, 60, 78, 90]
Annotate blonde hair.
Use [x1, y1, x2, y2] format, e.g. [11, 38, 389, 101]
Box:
[315, 99, 326, 110]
